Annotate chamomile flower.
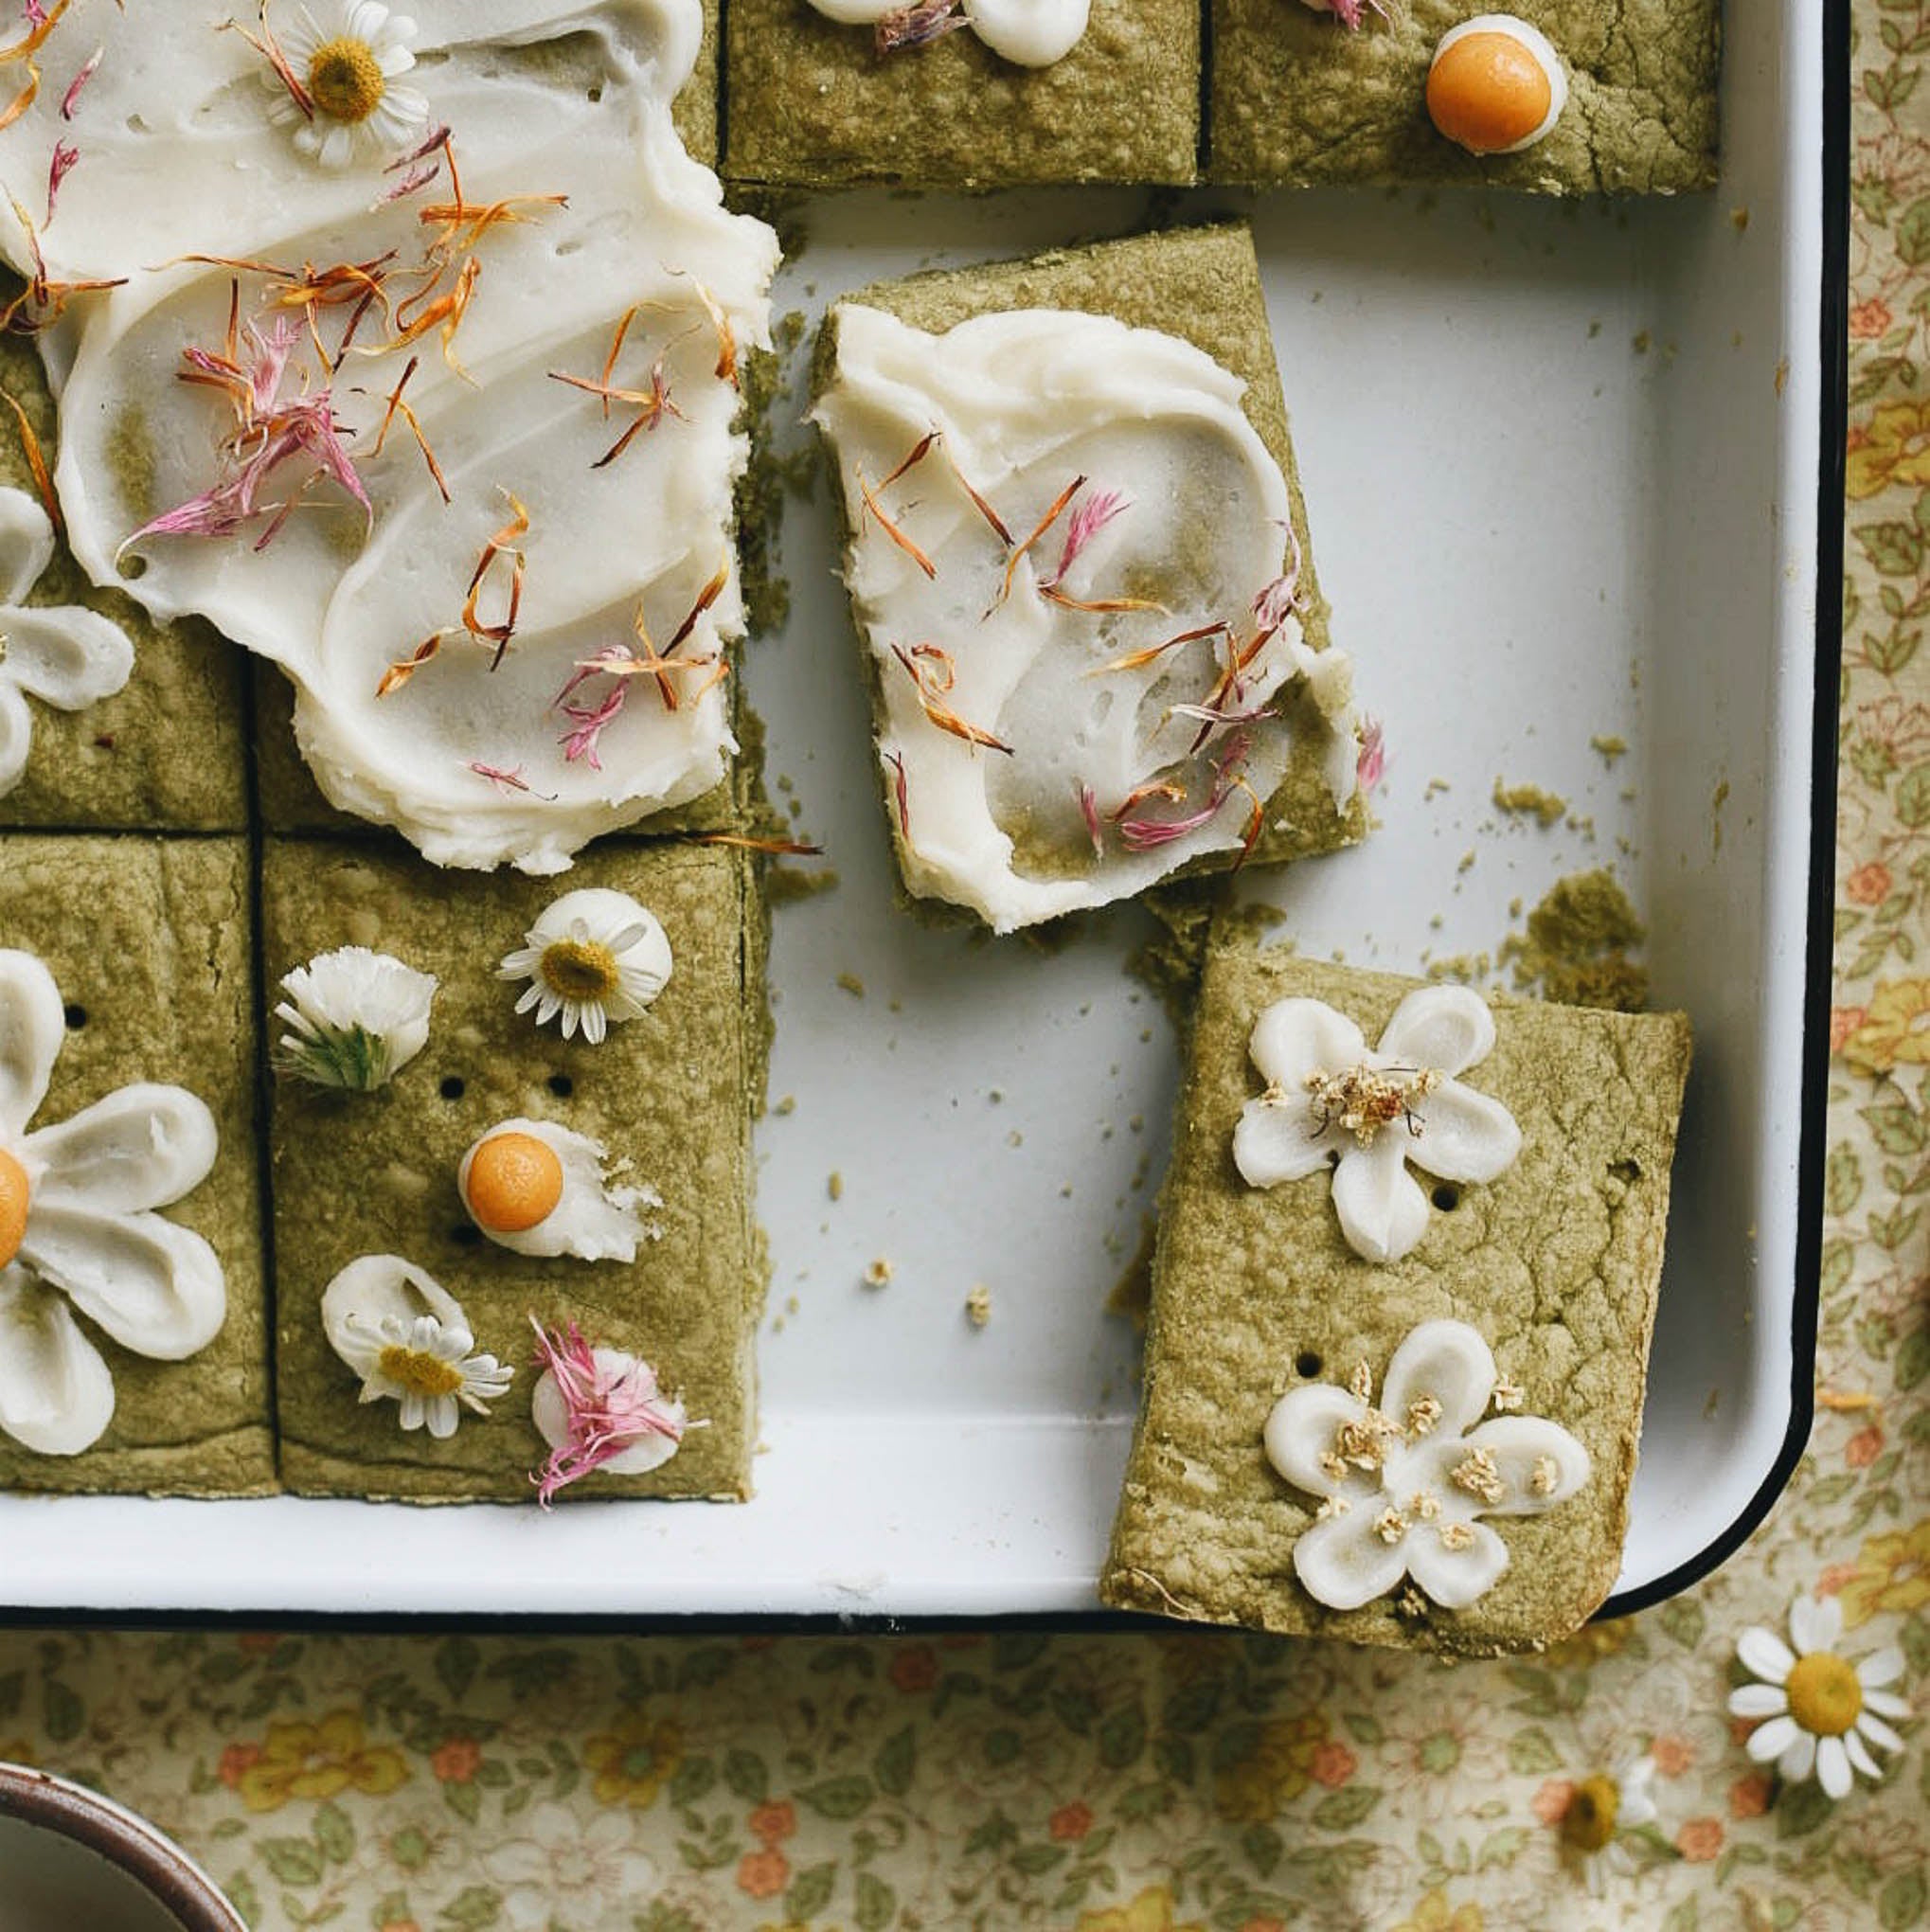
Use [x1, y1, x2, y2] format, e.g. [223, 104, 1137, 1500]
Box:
[1557, 1755, 1658, 1896]
[273, 946, 438, 1090]
[321, 1255, 512, 1439]
[1728, 1594, 1910, 1799]
[263, 2, 429, 170]
[498, 888, 672, 1045]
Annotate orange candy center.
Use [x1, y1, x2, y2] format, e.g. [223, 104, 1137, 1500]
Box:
[465, 1133, 564, 1234]
[1427, 32, 1553, 155]
[0, 1147, 28, 1269]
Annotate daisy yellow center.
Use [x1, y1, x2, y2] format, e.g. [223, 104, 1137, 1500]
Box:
[540, 938, 621, 1003]
[0, 1147, 29, 1269]
[308, 37, 386, 123]
[1562, 1774, 1619, 1852]
[1786, 1652, 1862, 1737]
[377, 1345, 464, 1399]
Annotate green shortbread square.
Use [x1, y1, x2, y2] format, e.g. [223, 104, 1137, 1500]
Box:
[1210, 0, 1719, 193]
[0, 325, 249, 832]
[1101, 941, 1692, 1655]
[265, 837, 769, 1502]
[813, 224, 1367, 927]
[0, 835, 274, 1495]
[724, 0, 1200, 188]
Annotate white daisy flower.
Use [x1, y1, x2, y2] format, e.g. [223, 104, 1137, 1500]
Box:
[321, 1255, 512, 1439]
[498, 888, 673, 1046]
[1728, 1593, 1910, 1799]
[263, 2, 429, 170]
[1558, 1755, 1659, 1896]
[273, 945, 438, 1090]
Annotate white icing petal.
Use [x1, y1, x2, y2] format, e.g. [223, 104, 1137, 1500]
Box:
[1377, 984, 1495, 1077]
[1251, 997, 1369, 1095]
[322, 1253, 470, 1367]
[0, 487, 56, 606]
[458, 1118, 651, 1261]
[963, 0, 1091, 64]
[1262, 1382, 1368, 1497]
[1232, 1099, 1338, 1189]
[1409, 1081, 1523, 1183]
[0, 606, 136, 710]
[0, 949, 64, 1138]
[1378, 1318, 1496, 1439]
[813, 304, 1356, 931]
[0, 677, 29, 796]
[0, 1269, 116, 1456]
[1412, 1415, 1592, 1515]
[532, 1345, 684, 1474]
[1403, 1517, 1510, 1609]
[25, 1083, 219, 1213]
[1330, 1128, 1431, 1264]
[1291, 1507, 1411, 1612]
[16, 1203, 227, 1360]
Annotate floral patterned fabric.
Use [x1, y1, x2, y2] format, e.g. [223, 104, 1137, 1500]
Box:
[2, 30, 1927, 1932]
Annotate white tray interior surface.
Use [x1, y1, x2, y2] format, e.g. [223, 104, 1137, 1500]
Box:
[0, 0, 1824, 1617]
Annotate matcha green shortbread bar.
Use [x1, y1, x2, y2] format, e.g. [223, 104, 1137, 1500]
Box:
[1211, 0, 1719, 193]
[0, 322, 248, 832]
[812, 224, 1367, 934]
[266, 837, 769, 1502]
[1102, 942, 1691, 1655]
[724, 0, 1199, 188]
[0, 836, 274, 1495]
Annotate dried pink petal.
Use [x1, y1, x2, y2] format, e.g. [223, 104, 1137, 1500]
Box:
[559, 683, 626, 769]
[57, 43, 97, 118]
[876, 0, 967, 52]
[44, 137, 76, 225]
[528, 1317, 684, 1508]
[1356, 715, 1385, 792]
[1046, 486, 1130, 588]
[1078, 780, 1103, 857]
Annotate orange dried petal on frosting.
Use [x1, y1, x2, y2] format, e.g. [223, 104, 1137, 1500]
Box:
[0, 1147, 28, 1268]
[464, 1131, 564, 1234]
[1427, 27, 1558, 156]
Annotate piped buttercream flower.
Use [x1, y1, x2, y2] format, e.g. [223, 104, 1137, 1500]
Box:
[1728, 1594, 1909, 1798]
[528, 1316, 689, 1505]
[261, 2, 428, 170]
[0, 487, 134, 798]
[320, 1254, 511, 1438]
[1556, 1755, 1660, 1895]
[273, 945, 437, 1090]
[498, 888, 673, 1045]
[1264, 1319, 1589, 1612]
[0, 950, 225, 1456]
[1233, 985, 1521, 1264]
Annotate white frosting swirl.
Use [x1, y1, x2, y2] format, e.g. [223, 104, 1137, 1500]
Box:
[813, 303, 1357, 933]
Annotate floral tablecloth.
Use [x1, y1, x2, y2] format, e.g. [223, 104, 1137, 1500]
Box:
[4, 31, 1927, 1932]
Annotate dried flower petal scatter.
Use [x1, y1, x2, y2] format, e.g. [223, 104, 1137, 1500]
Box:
[1728, 1594, 1909, 1799]
[0, 951, 225, 1457]
[808, 0, 1092, 66]
[528, 1317, 688, 1504]
[1264, 1319, 1589, 1611]
[320, 1254, 511, 1438]
[1234, 986, 1521, 1263]
[497, 889, 672, 1046]
[272, 945, 436, 1090]
[0, 484, 133, 796]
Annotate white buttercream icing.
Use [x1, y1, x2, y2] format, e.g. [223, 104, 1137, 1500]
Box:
[807, 0, 1091, 66]
[0, 0, 777, 872]
[0, 950, 224, 1458]
[1264, 1319, 1590, 1612]
[457, 1117, 656, 1262]
[1234, 986, 1521, 1264]
[813, 303, 1358, 933]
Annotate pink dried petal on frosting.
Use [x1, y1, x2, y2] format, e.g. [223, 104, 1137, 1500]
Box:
[558, 683, 626, 769]
[58, 44, 99, 118]
[43, 137, 76, 224]
[528, 1316, 683, 1508]
[1078, 780, 1103, 857]
[1047, 487, 1130, 588]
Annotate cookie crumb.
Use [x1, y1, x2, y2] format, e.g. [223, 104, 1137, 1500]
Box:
[863, 1257, 893, 1288]
[965, 1283, 992, 1329]
[827, 1170, 843, 1202]
[835, 971, 866, 999]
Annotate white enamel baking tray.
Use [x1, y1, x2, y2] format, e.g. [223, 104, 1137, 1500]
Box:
[0, 0, 1843, 1621]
